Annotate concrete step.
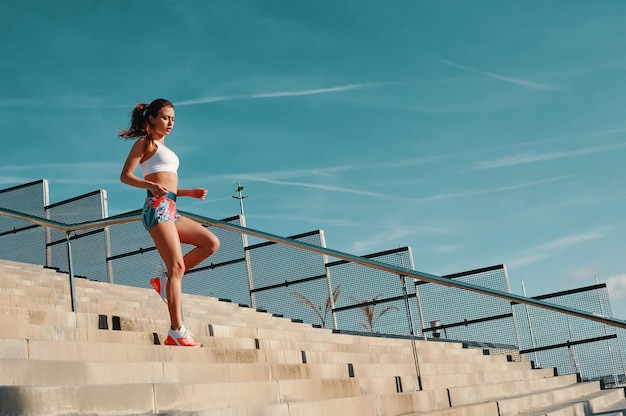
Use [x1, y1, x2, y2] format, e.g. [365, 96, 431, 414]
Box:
[193, 392, 380, 416]
[0, 337, 266, 364]
[497, 381, 603, 416]
[0, 357, 400, 399]
[400, 386, 625, 416]
[4, 335, 416, 369]
[0, 380, 453, 415]
[420, 366, 557, 389]
[0, 384, 155, 416]
[449, 373, 579, 406]
[407, 401, 501, 416]
[517, 388, 626, 416]
[286, 389, 452, 416]
[0, 380, 292, 415]
[419, 359, 533, 376]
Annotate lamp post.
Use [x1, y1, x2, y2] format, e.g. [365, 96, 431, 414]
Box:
[232, 183, 248, 217]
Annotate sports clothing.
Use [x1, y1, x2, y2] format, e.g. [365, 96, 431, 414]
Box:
[141, 190, 181, 231]
[140, 141, 179, 176]
[164, 326, 202, 347]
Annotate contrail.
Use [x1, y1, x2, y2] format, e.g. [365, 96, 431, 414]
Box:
[441, 59, 559, 91]
[177, 82, 392, 106]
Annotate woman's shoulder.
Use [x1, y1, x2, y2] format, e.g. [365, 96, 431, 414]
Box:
[129, 136, 156, 154]
[137, 136, 158, 148]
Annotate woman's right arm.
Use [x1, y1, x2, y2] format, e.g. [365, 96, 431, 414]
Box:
[120, 139, 155, 190]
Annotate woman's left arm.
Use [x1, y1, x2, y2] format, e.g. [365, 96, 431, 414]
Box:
[178, 188, 207, 200]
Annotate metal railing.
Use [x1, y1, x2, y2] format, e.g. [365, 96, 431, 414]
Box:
[2, 205, 625, 330]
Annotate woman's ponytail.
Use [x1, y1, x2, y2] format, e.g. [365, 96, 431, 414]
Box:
[118, 99, 173, 140]
[119, 103, 149, 139]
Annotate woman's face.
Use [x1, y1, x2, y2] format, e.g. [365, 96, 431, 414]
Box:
[149, 106, 175, 138]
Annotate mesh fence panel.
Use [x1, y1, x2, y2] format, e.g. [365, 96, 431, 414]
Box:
[415, 265, 517, 347]
[248, 231, 328, 321]
[330, 248, 418, 336]
[45, 191, 108, 279]
[183, 216, 249, 305]
[264, 278, 331, 326]
[513, 284, 626, 386]
[0, 180, 48, 264]
[0, 180, 48, 216]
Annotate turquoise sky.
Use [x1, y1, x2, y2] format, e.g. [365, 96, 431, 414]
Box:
[2, 1, 626, 317]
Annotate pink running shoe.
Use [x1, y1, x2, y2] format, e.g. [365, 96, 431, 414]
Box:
[164, 326, 202, 347]
[150, 273, 168, 304]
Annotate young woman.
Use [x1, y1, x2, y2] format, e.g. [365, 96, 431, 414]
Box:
[119, 98, 220, 347]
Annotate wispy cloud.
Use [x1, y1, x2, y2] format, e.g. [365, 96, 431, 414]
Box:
[0, 162, 119, 172]
[0, 177, 35, 185]
[415, 177, 568, 203]
[506, 254, 549, 269]
[0, 95, 121, 109]
[567, 266, 599, 282]
[472, 143, 626, 170]
[606, 274, 626, 301]
[177, 82, 392, 106]
[507, 230, 606, 270]
[535, 232, 605, 250]
[349, 225, 453, 254]
[441, 59, 560, 91]
[210, 166, 352, 184]
[0, 162, 121, 187]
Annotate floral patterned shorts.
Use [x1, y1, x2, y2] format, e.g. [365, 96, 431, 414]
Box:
[141, 190, 181, 231]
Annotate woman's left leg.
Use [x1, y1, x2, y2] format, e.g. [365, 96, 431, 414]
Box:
[175, 216, 220, 271]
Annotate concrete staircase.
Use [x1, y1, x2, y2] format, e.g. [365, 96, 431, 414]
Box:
[1, 259, 625, 416]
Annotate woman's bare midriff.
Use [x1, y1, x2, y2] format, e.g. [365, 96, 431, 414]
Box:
[145, 172, 179, 194]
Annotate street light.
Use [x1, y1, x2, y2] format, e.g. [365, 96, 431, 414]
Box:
[232, 182, 248, 217]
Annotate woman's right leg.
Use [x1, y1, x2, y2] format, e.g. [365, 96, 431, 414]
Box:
[149, 220, 185, 331]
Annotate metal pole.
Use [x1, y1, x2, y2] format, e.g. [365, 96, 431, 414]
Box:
[505, 265, 523, 357]
[400, 274, 422, 390]
[101, 190, 114, 283]
[565, 315, 581, 377]
[65, 232, 77, 312]
[397, 250, 422, 390]
[320, 230, 338, 330]
[596, 276, 622, 387]
[232, 183, 247, 217]
[233, 184, 256, 308]
[522, 280, 542, 368]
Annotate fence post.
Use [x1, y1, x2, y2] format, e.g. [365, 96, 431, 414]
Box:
[65, 232, 77, 312]
[400, 275, 422, 390]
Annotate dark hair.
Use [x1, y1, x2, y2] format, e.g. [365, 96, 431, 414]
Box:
[118, 98, 174, 140]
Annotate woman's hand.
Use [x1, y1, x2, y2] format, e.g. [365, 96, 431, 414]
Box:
[190, 188, 208, 200]
[149, 182, 168, 198]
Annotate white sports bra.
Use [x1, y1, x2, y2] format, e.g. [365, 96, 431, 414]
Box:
[140, 140, 179, 176]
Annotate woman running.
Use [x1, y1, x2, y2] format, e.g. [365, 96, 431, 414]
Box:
[119, 98, 220, 347]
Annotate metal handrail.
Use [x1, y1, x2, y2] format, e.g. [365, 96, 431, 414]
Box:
[2, 206, 626, 330]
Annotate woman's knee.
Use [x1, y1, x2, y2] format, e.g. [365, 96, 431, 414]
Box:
[206, 234, 220, 254]
[168, 259, 186, 280]
[196, 230, 219, 256]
